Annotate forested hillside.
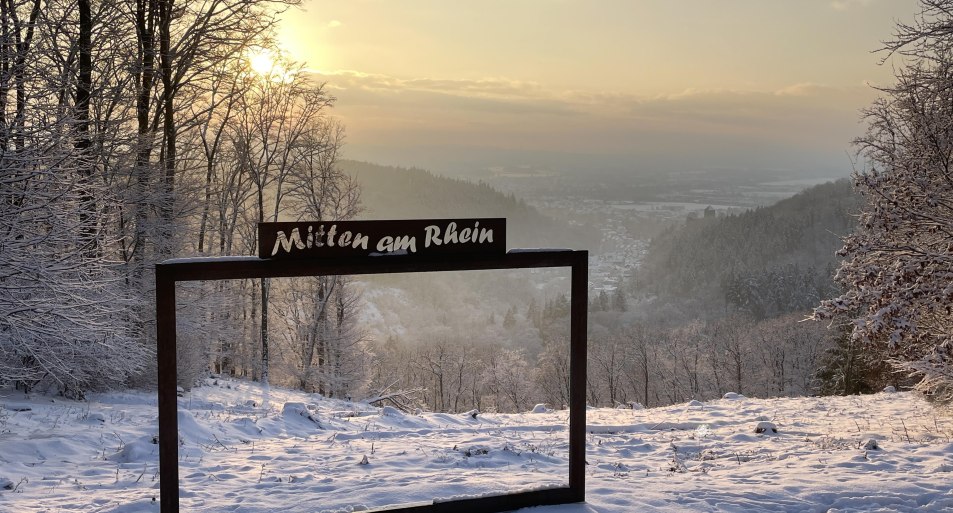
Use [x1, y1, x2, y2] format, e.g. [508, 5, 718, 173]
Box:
[343, 160, 599, 250]
[637, 179, 860, 320]
[344, 179, 873, 411]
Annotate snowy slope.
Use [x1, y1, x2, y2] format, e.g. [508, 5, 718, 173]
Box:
[2, 380, 953, 512]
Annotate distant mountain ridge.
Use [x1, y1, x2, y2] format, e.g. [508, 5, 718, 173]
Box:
[341, 160, 598, 250]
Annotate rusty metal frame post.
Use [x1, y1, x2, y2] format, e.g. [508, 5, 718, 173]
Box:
[569, 253, 587, 499]
[155, 264, 179, 513]
[155, 250, 587, 513]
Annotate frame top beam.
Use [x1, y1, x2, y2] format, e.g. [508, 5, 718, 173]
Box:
[156, 249, 586, 282]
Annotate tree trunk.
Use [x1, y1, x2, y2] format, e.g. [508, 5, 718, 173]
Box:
[157, 0, 175, 251]
[132, 0, 157, 307]
[260, 277, 269, 385]
[76, 0, 96, 254]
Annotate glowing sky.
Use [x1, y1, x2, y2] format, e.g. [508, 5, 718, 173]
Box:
[279, 0, 920, 177]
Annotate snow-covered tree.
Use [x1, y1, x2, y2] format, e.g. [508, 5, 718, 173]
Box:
[746, 314, 832, 397]
[0, 0, 348, 394]
[273, 276, 369, 397]
[816, 0, 953, 400]
[0, 0, 151, 395]
[481, 347, 536, 412]
[535, 337, 571, 409]
[0, 151, 148, 395]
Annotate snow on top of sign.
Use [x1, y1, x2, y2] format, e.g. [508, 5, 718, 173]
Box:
[158, 248, 576, 264]
[160, 255, 261, 265]
[507, 248, 574, 253]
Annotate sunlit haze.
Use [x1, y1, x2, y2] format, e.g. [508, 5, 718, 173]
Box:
[277, 0, 918, 178]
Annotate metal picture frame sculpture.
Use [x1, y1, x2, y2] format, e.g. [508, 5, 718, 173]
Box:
[155, 218, 588, 513]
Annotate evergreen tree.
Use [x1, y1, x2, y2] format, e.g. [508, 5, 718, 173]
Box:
[612, 288, 627, 312]
[502, 307, 516, 329]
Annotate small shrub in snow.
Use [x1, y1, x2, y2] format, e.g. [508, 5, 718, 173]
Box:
[461, 445, 490, 457]
[358, 455, 369, 465]
[755, 421, 778, 434]
[931, 463, 953, 473]
[667, 443, 687, 473]
[694, 424, 712, 438]
[863, 439, 881, 451]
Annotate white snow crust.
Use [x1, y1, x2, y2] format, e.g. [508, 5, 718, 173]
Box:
[2, 380, 953, 512]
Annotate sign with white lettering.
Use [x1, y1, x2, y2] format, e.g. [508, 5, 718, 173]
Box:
[258, 218, 506, 259]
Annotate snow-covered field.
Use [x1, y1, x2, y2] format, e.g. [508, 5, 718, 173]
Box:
[2, 380, 953, 513]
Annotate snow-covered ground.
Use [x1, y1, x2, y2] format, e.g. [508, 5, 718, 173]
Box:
[2, 380, 953, 512]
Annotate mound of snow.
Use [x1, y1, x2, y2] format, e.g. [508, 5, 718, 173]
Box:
[81, 411, 106, 424]
[108, 439, 158, 463]
[282, 402, 310, 415]
[531, 404, 549, 414]
[722, 392, 746, 400]
[0, 477, 13, 490]
[281, 402, 322, 430]
[883, 385, 897, 393]
[380, 406, 403, 417]
[177, 409, 216, 444]
[1, 402, 31, 412]
[230, 417, 263, 436]
[687, 400, 704, 407]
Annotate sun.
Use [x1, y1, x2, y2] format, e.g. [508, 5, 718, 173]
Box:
[247, 47, 279, 76]
[245, 46, 298, 83]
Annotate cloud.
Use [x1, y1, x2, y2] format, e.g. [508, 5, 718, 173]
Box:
[315, 70, 547, 101]
[309, 69, 878, 173]
[321, 69, 871, 120]
[831, 0, 874, 11]
[773, 82, 828, 96]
